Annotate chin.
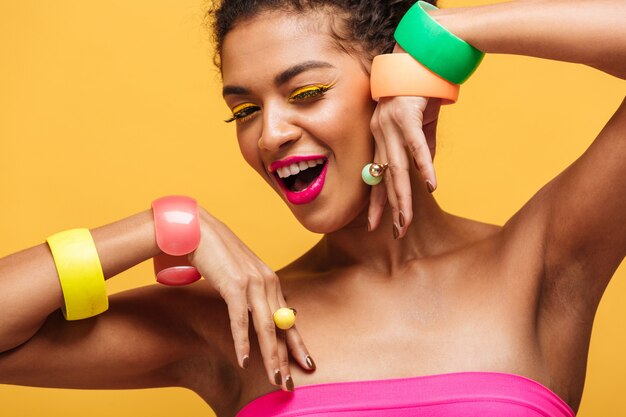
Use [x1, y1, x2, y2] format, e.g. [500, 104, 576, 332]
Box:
[287, 189, 370, 234]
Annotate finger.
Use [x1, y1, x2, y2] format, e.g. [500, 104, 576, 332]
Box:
[369, 103, 392, 232]
[368, 174, 388, 232]
[382, 159, 402, 240]
[412, 127, 437, 192]
[223, 288, 251, 370]
[285, 326, 316, 373]
[373, 100, 402, 239]
[374, 124, 402, 239]
[367, 132, 388, 232]
[266, 276, 292, 391]
[394, 98, 437, 192]
[276, 329, 293, 391]
[248, 276, 282, 387]
[380, 102, 414, 236]
[276, 287, 315, 373]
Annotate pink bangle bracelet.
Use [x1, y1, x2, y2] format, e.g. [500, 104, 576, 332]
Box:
[153, 253, 201, 286]
[152, 195, 202, 286]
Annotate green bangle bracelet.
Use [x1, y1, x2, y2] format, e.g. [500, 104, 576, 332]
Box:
[394, 1, 484, 84]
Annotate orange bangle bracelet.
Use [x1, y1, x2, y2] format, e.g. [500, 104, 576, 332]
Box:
[370, 53, 460, 104]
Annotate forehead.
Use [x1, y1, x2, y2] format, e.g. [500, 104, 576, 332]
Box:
[220, 11, 351, 86]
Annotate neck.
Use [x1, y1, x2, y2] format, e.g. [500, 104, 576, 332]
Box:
[314, 167, 458, 276]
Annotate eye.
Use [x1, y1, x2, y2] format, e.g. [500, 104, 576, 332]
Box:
[288, 83, 335, 102]
[225, 103, 261, 124]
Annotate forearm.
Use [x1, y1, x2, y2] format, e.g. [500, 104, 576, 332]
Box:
[431, 0, 626, 79]
[0, 210, 160, 352]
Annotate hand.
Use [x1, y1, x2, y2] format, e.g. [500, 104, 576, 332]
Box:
[368, 94, 440, 238]
[188, 208, 313, 390]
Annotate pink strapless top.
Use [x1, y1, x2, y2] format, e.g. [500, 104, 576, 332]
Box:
[236, 372, 575, 417]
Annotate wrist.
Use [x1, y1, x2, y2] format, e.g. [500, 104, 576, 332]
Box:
[187, 206, 212, 265]
[90, 209, 162, 277]
[370, 53, 459, 103]
[47, 229, 108, 320]
[394, 1, 484, 84]
[151, 196, 202, 286]
[427, 7, 473, 47]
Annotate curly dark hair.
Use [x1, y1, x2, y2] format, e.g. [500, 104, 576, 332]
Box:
[207, 0, 437, 70]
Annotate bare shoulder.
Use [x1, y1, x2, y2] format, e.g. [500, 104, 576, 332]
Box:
[445, 213, 593, 408]
[493, 189, 604, 406]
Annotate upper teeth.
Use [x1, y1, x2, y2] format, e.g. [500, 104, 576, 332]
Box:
[276, 158, 325, 179]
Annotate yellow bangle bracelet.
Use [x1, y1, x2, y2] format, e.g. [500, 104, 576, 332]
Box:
[46, 228, 108, 320]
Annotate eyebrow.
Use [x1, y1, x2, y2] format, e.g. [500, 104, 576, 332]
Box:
[222, 85, 249, 97]
[222, 60, 335, 97]
[274, 60, 334, 86]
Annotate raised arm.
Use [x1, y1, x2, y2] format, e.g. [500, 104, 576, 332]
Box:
[433, 0, 626, 294]
[435, 0, 626, 79]
[368, 0, 626, 239]
[421, 4, 626, 406]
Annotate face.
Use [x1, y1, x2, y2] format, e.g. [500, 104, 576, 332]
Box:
[221, 11, 377, 233]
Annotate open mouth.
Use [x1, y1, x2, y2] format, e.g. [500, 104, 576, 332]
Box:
[275, 158, 327, 192]
[271, 157, 329, 205]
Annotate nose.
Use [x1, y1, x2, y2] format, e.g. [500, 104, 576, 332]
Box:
[258, 104, 301, 151]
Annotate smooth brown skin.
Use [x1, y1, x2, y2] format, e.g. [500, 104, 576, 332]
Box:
[1, 1, 625, 417]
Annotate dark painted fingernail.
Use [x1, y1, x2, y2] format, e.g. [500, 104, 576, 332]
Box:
[392, 224, 400, 239]
[306, 355, 316, 370]
[274, 369, 282, 385]
[286, 375, 294, 391]
[426, 180, 435, 193]
[399, 212, 405, 228]
[242, 355, 249, 369]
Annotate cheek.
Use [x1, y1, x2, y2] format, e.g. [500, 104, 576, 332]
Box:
[328, 89, 377, 163]
[305, 89, 376, 231]
[237, 128, 265, 174]
[317, 80, 376, 150]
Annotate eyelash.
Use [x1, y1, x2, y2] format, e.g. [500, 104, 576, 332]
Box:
[288, 83, 335, 102]
[224, 104, 259, 124]
[225, 83, 335, 124]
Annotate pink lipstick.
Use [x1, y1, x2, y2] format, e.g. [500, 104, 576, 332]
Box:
[270, 155, 328, 205]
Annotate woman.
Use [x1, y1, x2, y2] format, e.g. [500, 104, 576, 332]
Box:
[0, 0, 624, 416]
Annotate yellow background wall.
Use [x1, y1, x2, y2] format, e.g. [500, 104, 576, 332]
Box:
[0, 0, 624, 416]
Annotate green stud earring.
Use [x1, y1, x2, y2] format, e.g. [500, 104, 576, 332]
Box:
[361, 163, 388, 185]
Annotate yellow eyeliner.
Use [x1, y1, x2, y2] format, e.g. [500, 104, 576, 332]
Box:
[232, 103, 256, 114]
[288, 83, 335, 102]
[225, 102, 259, 123]
[225, 83, 335, 123]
